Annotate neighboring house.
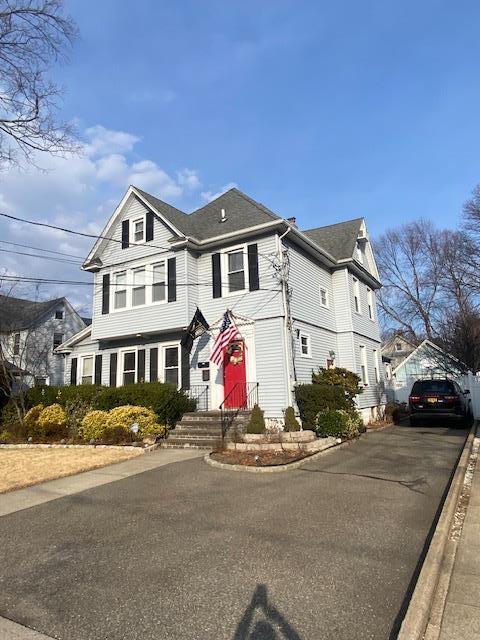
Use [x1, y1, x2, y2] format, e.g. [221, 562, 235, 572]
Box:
[0, 295, 87, 387]
[389, 339, 467, 384]
[381, 333, 418, 372]
[58, 186, 385, 422]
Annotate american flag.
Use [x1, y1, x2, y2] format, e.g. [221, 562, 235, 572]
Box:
[210, 311, 238, 366]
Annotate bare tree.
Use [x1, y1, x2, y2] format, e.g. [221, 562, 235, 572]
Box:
[0, 0, 78, 167]
[375, 219, 441, 340]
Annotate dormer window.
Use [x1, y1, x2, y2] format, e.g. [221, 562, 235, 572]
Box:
[132, 217, 145, 244]
[356, 241, 364, 264]
[395, 342, 402, 352]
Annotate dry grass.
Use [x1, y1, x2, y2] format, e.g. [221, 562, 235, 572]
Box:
[0, 448, 144, 494]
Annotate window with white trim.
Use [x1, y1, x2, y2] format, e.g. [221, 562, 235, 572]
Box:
[132, 217, 145, 243]
[152, 261, 166, 302]
[114, 271, 127, 309]
[300, 333, 311, 358]
[122, 351, 136, 385]
[359, 345, 368, 385]
[227, 249, 246, 293]
[367, 288, 374, 320]
[356, 241, 364, 264]
[81, 355, 94, 385]
[13, 332, 20, 355]
[320, 287, 329, 308]
[164, 346, 179, 386]
[353, 278, 361, 313]
[132, 267, 146, 306]
[53, 333, 63, 349]
[373, 349, 380, 383]
[395, 342, 402, 352]
[55, 310, 63, 320]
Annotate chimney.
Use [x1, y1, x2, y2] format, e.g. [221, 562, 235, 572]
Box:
[220, 208, 227, 223]
[286, 216, 297, 228]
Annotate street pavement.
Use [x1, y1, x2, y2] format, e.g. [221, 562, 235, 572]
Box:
[0, 424, 468, 640]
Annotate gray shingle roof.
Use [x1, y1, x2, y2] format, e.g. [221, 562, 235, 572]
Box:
[0, 295, 64, 331]
[134, 186, 362, 260]
[303, 218, 363, 261]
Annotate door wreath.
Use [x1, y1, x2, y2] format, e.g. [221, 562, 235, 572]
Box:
[226, 340, 244, 365]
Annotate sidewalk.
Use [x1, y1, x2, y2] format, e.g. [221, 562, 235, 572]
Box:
[436, 429, 480, 639]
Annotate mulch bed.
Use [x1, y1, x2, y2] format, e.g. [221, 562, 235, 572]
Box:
[211, 449, 311, 467]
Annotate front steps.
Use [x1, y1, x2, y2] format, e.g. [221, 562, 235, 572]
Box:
[163, 410, 251, 450]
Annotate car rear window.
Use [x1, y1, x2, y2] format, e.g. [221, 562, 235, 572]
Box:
[411, 380, 455, 394]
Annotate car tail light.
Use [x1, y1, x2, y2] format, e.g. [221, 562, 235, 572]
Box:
[409, 395, 421, 403]
[444, 395, 458, 402]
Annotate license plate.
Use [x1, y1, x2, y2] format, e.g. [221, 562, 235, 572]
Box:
[427, 397, 437, 404]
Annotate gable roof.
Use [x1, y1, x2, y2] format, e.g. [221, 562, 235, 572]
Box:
[0, 295, 65, 331]
[84, 186, 377, 282]
[303, 218, 363, 261]
[392, 339, 468, 375]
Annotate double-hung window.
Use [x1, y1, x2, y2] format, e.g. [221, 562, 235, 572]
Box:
[320, 287, 328, 308]
[81, 356, 94, 385]
[164, 346, 179, 386]
[132, 217, 145, 243]
[53, 333, 63, 349]
[114, 272, 127, 309]
[122, 351, 136, 385]
[300, 333, 311, 358]
[132, 268, 146, 306]
[227, 249, 246, 293]
[55, 310, 63, 320]
[359, 345, 369, 386]
[353, 278, 361, 313]
[367, 288, 374, 320]
[13, 332, 20, 355]
[152, 262, 166, 302]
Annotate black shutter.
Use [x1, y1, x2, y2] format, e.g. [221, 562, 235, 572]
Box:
[109, 353, 117, 387]
[145, 211, 154, 242]
[248, 243, 260, 291]
[70, 357, 77, 386]
[94, 354, 102, 385]
[149, 348, 158, 382]
[181, 345, 190, 390]
[167, 257, 177, 302]
[102, 273, 110, 314]
[121, 220, 129, 249]
[212, 253, 222, 298]
[138, 349, 146, 383]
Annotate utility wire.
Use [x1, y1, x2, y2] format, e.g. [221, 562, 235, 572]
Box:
[0, 240, 85, 260]
[0, 248, 83, 265]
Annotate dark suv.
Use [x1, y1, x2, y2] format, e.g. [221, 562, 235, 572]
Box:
[409, 379, 472, 427]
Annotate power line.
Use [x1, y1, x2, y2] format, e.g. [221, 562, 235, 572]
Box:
[0, 248, 83, 265]
[0, 240, 85, 259]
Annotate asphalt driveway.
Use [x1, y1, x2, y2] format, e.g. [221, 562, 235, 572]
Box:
[0, 424, 468, 640]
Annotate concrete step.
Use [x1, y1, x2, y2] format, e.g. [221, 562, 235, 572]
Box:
[163, 437, 222, 449]
[174, 426, 223, 436]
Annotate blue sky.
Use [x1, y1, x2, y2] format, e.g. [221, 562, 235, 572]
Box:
[1, 0, 480, 311]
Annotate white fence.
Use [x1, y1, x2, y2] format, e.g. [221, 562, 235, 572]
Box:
[387, 372, 480, 419]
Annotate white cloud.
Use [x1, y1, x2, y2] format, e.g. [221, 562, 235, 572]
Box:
[201, 182, 238, 202]
[0, 123, 205, 313]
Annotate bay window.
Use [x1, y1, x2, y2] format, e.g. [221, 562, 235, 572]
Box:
[114, 272, 127, 309]
[152, 261, 166, 302]
[132, 268, 146, 306]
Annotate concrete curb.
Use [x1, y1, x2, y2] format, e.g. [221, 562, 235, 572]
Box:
[0, 443, 160, 452]
[203, 436, 359, 473]
[397, 423, 477, 640]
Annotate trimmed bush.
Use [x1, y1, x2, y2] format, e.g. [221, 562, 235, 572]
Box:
[246, 404, 265, 434]
[106, 405, 158, 434]
[24, 382, 195, 428]
[79, 410, 110, 442]
[315, 409, 363, 439]
[24, 404, 44, 435]
[311, 367, 362, 408]
[284, 406, 300, 432]
[37, 403, 68, 439]
[295, 384, 349, 428]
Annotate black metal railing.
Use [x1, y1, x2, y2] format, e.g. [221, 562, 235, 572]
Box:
[185, 384, 209, 411]
[219, 381, 259, 445]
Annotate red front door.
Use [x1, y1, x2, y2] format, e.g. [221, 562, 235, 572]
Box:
[223, 340, 247, 408]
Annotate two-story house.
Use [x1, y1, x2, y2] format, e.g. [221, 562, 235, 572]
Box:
[0, 295, 87, 387]
[58, 186, 384, 422]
